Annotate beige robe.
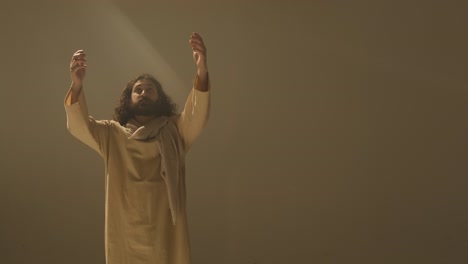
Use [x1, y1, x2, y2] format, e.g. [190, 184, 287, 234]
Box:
[64, 77, 210, 264]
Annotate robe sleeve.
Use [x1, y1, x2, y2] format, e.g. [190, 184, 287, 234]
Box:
[64, 89, 110, 156]
[177, 75, 211, 151]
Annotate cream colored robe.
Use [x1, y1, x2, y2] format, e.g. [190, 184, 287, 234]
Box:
[64, 77, 210, 264]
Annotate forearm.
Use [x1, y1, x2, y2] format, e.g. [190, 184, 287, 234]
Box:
[69, 81, 83, 105]
[64, 89, 106, 155]
[178, 73, 210, 150]
[195, 67, 209, 92]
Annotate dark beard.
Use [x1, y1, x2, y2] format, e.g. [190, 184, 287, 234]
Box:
[130, 99, 163, 117]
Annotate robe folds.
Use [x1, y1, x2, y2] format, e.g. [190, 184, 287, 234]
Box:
[64, 76, 210, 264]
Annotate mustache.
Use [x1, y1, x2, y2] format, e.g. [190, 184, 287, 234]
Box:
[138, 97, 153, 103]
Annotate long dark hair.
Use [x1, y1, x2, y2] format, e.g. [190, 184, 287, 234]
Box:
[113, 74, 177, 125]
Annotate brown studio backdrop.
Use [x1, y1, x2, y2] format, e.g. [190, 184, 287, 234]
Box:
[0, 0, 467, 263]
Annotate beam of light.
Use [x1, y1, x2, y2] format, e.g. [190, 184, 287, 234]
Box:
[86, 0, 187, 103]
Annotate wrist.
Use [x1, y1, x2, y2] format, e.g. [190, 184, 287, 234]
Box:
[197, 68, 208, 78]
[195, 70, 209, 92]
[71, 81, 82, 90]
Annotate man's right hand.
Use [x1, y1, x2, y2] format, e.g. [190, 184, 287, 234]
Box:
[69, 50, 87, 88]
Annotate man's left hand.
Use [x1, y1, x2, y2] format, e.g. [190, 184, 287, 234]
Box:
[189, 32, 208, 75]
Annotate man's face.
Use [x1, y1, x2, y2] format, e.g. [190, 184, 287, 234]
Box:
[130, 79, 160, 116]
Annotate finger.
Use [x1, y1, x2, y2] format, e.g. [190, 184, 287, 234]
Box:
[189, 35, 203, 43]
[190, 33, 203, 41]
[189, 39, 204, 47]
[72, 51, 86, 61]
[190, 42, 205, 49]
[191, 32, 202, 38]
[191, 44, 206, 53]
[70, 63, 87, 71]
[72, 54, 86, 61]
[70, 58, 87, 68]
[70, 61, 88, 71]
[71, 64, 87, 70]
[70, 65, 87, 74]
[70, 50, 87, 64]
[73, 50, 85, 56]
[191, 40, 204, 48]
[74, 49, 85, 54]
[70, 58, 87, 65]
[190, 33, 202, 39]
[73, 53, 86, 58]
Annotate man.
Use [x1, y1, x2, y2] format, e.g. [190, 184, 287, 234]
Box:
[64, 32, 210, 264]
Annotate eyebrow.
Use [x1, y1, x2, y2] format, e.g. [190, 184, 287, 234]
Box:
[136, 82, 155, 87]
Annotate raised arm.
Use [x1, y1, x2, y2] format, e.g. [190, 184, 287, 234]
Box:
[65, 50, 109, 155]
[177, 33, 211, 151]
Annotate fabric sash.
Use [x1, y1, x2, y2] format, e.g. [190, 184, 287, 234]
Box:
[126, 117, 183, 225]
